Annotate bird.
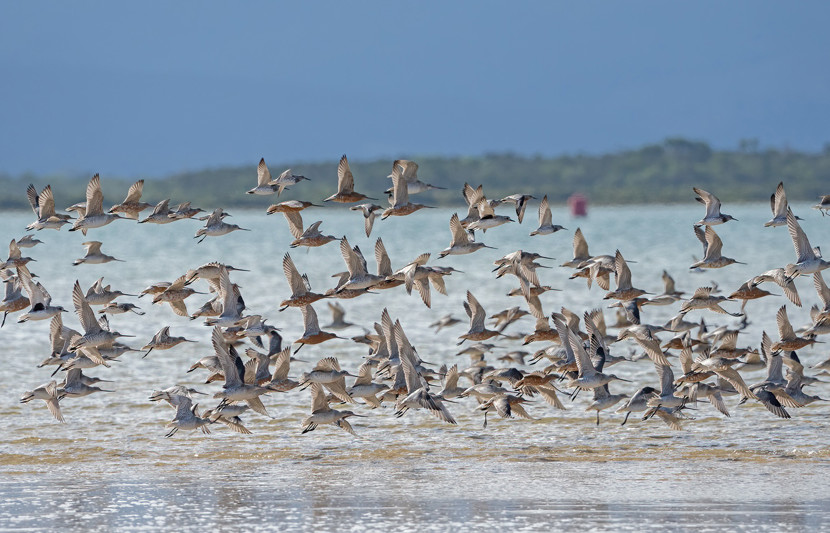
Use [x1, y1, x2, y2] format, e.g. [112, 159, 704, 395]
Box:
[72, 241, 123, 266]
[70, 174, 125, 234]
[381, 163, 432, 219]
[109, 179, 152, 219]
[689, 226, 743, 269]
[693, 187, 737, 226]
[195, 208, 250, 243]
[784, 208, 830, 280]
[26, 184, 71, 231]
[301, 383, 364, 436]
[438, 213, 495, 258]
[349, 203, 382, 237]
[139, 199, 176, 224]
[765, 181, 798, 227]
[458, 291, 501, 345]
[499, 194, 535, 224]
[292, 304, 343, 353]
[142, 326, 196, 358]
[20, 380, 65, 422]
[247, 158, 279, 195]
[16, 265, 67, 322]
[283, 211, 338, 249]
[324, 154, 375, 203]
[529, 195, 566, 236]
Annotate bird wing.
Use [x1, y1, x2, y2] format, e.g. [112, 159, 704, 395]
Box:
[85, 174, 104, 216]
[538, 195, 552, 226]
[375, 238, 392, 276]
[72, 281, 100, 334]
[776, 305, 795, 340]
[448, 213, 469, 245]
[787, 208, 815, 262]
[211, 326, 243, 388]
[301, 305, 321, 336]
[124, 179, 145, 203]
[257, 158, 272, 186]
[336, 154, 355, 194]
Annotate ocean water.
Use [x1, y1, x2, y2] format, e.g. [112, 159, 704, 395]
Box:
[2, 201, 829, 531]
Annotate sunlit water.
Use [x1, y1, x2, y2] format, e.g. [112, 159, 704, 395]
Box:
[2, 202, 829, 531]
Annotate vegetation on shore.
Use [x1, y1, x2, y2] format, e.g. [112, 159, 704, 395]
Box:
[2, 138, 829, 210]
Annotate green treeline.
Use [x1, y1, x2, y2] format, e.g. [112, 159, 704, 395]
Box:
[2, 138, 829, 211]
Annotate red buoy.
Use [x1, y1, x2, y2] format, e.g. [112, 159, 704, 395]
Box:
[568, 193, 588, 217]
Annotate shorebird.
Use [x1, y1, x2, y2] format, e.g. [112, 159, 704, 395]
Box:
[164, 394, 212, 437]
[68, 280, 132, 357]
[17, 265, 66, 322]
[195, 208, 249, 243]
[384, 159, 445, 195]
[84, 277, 135, 306]
[203, 266, 247, 327]
[335, 237, 384, 292]
[16, 234, 43, 248]
[749, 267, 801, 307]
[247, 158, 279, 195]
[59, 368, 114, 397]
[430, 314, 463, 332]
[350, 203, 382, 237]
[466, 196, 514, 232]
[293, 304, 342, 353]
[438, 213, 495, 258]
[616, 386, 659, 425]
[152, 275, 204, 317]
[139, 199, 176, 224]
[20, 380, 65, 422]
[73, 241, 123, 266]
[477, 394, 534, 428]
[283, 211, 338, 248]
[279, 253, 326, 310]
[0, 270, 30, 326]
[26, 184, 70, 231]
[381, 163, 432, 219]
[266, 199, 319, 215]
[560, 228, 592, 268]
[323, 302, 353, 330]
[109, 179, 152, 219]
[201, 405, 253, 434]
[693, 187, 737, 226]
[142, 326, 196, 358]
[0, 240, 35, 270]
[210, 327, 272, 416]
[678, 286, 742, 317]
[784, 208, 830, 280]
[771, 305, 818, 352]
[530, 195, 566, 236]
[298, 356, 355, 403]
[70, 174, 124, 234]
[324, 154, 375, 203]
[270, 167, 309, 197]
[689, 226, 743, 269]
[765, 181, 799, 227]
[394, 348, 456, 424]
[813, 195, 830, 216]
[301, 383, 364, 436]
[458, 291, 501, 345]
[499, 194, 535, 224]
[170, 202, 204, 220]
[604, 250, 649, 301]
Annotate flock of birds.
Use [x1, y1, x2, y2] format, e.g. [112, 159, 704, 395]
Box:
[6, 155, 830, 438]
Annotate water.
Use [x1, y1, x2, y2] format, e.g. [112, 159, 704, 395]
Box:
[2, 202, 830, 531]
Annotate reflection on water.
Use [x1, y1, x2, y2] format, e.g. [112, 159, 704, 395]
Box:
[2, 204, 830, 530]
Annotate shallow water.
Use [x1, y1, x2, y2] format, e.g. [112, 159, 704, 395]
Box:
[2, 201, 830, 530]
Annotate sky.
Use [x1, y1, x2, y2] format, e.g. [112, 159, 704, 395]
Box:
[2, 1, 829, 177]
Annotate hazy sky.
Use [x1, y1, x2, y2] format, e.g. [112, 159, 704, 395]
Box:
[2, 1, 829, 177]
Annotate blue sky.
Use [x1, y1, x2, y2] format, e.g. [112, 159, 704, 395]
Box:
[2, 1, 829, 177]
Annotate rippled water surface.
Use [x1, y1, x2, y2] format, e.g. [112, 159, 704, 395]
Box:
[2, 202, 829, 531]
